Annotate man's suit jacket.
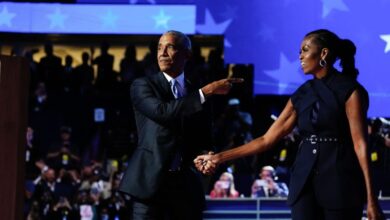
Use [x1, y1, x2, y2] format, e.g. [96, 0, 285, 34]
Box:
[119, 72, 213, 200]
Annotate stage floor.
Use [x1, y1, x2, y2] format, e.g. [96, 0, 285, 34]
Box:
[204, 197, 390, 220]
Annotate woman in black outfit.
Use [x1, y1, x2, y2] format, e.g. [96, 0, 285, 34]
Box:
[195, 29, 384, 220]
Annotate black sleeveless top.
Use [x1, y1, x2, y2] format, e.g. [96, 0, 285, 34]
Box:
[291, 71, 368, 138]
[287, 71, 368, 208]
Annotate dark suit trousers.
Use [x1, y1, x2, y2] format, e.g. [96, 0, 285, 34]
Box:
[132, 168, 204, 220]
[291, 172, 363, 220]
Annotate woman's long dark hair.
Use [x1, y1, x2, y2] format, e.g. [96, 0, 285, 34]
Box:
[305, 29, 359, 79]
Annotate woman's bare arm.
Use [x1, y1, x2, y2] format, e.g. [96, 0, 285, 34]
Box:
[195, 99, 297, 172]
[346, 90, 383, 220]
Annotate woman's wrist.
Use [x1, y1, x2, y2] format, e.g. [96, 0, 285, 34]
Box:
[367, 196, 379, 205]
[213, 153, 222, 165]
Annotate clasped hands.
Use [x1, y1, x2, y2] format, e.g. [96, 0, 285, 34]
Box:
[195, 78, 243, 174]
[194, 151, 219, 175]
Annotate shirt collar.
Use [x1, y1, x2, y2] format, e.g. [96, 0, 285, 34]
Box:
[162, 72, 185, 88]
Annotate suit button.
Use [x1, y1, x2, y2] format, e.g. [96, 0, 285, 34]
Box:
[312, 149, 317, 154]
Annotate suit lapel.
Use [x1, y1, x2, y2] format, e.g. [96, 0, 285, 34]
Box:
[185, 77, 196, 94]
[155, 72, 175, 100]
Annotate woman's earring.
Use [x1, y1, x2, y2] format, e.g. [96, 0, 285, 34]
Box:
[319, 59, 327, 67]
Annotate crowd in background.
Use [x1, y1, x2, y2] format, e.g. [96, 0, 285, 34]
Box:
[20, 41, 390, 219]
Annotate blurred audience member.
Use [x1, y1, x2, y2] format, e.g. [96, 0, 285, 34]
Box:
[120, 44, 143, 84]
[24, 181, 37, 219]
[210, 172, 239, 198]
[46, 126, 80, 172]
[75, 52, 95, 96]
[61, 55, 81, 96]
[141, 41, 159, 77]
[28, 82, 61, 155]
[25, 126, 44, 180]
[32, 168, 58, 219]
[251, 166, 288, 198]
[185, 43, 208, 85]
[74, 190, 99, 220]
[92, 41, 115, 91]
[55, 169, 81, 200]
[46, 146, 80, 172]
[368, 118, 390, 197]
[26, 200, 41, 220]
[24, 48, 40, 93]
[78, 162, 104, 192]
[51, 196, 77, 219]
[29, 82, 49, 113]
[38, 41, 63, 96]
[48, 126, 79, 155]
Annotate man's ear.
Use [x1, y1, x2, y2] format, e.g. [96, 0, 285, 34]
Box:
[321, 48, 329, 60]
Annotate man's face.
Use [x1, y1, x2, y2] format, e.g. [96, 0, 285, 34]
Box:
[61, 132, 71, 141]
[157, 34, 189, 77]
[260, 170, 273, 180]
[45, 169, 56, 182]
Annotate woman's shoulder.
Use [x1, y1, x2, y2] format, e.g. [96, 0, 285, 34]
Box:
[292, 80, 312, 96]
[332, 72, 363, 87]
[290, 80, 313, 106]
[332, 73, 368, 103]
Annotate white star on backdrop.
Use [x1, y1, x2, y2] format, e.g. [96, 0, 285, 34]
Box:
[101, 10, 118, 29]
[321, 0, 349, 18]
[263, 53, 304, 94]
[153, 10, 172, 29]
[197, 8, 233, 47]
[196, 9, 232, 34]
[380, 34, 390, 53]
[0, 6, 16, 27]
[224, 39, 232, 48]
[47, 8, 68, 29]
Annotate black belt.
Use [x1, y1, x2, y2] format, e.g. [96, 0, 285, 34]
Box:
[303, 135, 339, 144]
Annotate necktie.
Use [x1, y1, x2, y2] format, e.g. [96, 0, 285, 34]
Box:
[169, 78, 183, 171]
[171, 79, 183, 99]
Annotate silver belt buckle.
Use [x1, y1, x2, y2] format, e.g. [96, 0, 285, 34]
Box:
[309, 134, 317, 144]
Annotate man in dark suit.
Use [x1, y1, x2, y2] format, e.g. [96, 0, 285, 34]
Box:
[118, 30, 243, 220]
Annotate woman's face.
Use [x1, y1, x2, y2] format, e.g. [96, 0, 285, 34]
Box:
[299, 36, 323, 75]
[220, 173, 232, 183]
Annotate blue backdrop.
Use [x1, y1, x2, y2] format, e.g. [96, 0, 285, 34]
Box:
[1, 0, 390, 116]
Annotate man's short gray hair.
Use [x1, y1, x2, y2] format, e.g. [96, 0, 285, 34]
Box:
[163, 30, 192, 51]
